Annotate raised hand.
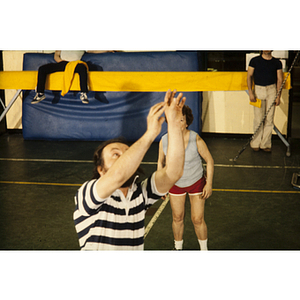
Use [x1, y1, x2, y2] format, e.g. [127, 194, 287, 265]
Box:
[146, 102, 166, 139]
[164, 89, 186, 124]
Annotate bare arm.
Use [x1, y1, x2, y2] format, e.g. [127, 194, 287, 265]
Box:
[157, 140, 166, 171]
[155, 90, 186, 194]
[54, 51, 63, 63]
[96, 102, 166, 199]
[247, 66, 256, 102]
[275, 69, 283, 106]
[197, 135, 214, 200]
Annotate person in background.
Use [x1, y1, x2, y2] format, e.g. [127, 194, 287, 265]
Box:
[32, 50, 114, 104]
[74, 89, 186, 250]
[157, 105, 214, 250]
[247, 51, 283, 152]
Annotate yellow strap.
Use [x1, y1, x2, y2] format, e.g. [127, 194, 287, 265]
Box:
[61, 60, 89, 96]
[0, 71, 292, 92]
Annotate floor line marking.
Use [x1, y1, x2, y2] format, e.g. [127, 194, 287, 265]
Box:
[0, 181, 299, 193]
[145, 195, 170, 239]
[213, 188, 300, 194]
[0, 158, 93, 163]
[0, 181, 81, 187]
[0, 158, 299, 169]
[213, 164, 300, 169]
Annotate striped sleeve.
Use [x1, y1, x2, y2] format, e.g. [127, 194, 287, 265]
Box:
[75, 179, 107, 216]
[142, 171, 166, 208]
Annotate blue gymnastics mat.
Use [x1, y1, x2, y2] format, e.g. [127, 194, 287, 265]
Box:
[22, 51, 202, 141]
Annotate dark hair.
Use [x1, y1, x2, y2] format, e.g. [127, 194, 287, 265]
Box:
[92, 137, 129, 179]
[164, 105, 194, 128]
[182, 105, 194, 128]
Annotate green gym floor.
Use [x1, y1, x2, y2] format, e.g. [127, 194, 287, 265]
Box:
[0, 132, 299, 251]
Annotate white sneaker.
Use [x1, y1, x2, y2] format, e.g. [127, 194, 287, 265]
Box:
[80, 92, 89, 104]
[31, 93, 45, 104]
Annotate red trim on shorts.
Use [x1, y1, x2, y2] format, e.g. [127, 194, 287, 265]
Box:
[169, 176, 206, 195]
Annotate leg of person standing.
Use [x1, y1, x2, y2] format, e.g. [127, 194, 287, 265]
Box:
[169, 194, 186, 250]
[189, 193, 208, 250]
[260, 84, 277, 151]
[250, 85, 266, 150]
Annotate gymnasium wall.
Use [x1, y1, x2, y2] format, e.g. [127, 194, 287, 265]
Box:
[2, 51, 290, 136]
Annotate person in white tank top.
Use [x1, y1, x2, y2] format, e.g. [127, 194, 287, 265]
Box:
[157, 105, 214, 250]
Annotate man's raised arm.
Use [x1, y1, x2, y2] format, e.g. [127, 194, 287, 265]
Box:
[95, 101, 166, 199]
[155, 90, 186, 194]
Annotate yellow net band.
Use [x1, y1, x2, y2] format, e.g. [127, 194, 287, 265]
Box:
[0, 71, 291, 92]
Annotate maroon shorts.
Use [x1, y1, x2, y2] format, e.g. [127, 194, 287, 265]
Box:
[169, 176, 206, 196]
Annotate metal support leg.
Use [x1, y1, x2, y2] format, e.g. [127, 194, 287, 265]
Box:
[0, 97, 6, 110]
[0, 89, 22, 123]
[273, 125, 291, 157]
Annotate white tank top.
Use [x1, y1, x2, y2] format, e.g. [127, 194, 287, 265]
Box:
[162, 130, 203, 187]
[60, 50, 85, 61]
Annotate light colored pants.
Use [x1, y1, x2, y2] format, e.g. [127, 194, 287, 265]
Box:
[250, 84, 277, 149]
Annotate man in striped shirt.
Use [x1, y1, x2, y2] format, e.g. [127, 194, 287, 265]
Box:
[74, 90, 186, 250]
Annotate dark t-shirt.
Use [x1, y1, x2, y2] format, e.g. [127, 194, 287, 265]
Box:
[249, 55, 282, 86]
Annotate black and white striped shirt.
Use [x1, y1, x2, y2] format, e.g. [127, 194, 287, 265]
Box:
[74, 172, 164, 250]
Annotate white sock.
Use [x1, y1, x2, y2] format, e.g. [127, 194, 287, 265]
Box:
[198, 239, 208, 251]
[174, 240, 183, 250]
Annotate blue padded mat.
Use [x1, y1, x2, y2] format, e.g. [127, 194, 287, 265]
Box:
[22, 51, 202, 141]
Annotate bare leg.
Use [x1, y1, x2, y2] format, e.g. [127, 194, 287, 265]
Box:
[189, 194, 207, 241]
[169, 194, 186, 242]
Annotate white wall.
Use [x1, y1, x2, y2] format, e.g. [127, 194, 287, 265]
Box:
[202, 89, 289, 135]
[3, 51, 27, 129]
